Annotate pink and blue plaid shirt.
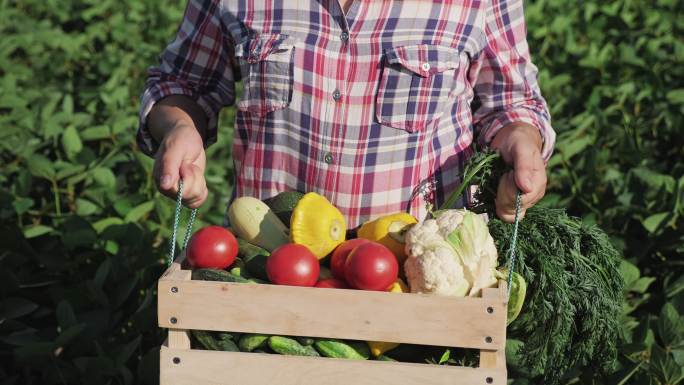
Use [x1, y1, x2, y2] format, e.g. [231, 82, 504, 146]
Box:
[138, 0, 556, 228]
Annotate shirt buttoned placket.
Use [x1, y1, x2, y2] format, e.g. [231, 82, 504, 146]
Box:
[321, 2, 359, 201]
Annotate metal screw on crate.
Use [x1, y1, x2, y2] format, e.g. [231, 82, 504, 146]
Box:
[167, 180, 198, 267]
[173, 357, 181, 365]
[486, 377, 494, 384]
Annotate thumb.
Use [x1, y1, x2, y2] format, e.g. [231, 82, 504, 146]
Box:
[512, 149, 536, 194]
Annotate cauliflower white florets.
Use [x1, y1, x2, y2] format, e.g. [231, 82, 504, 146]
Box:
[404, 209, 499, 297]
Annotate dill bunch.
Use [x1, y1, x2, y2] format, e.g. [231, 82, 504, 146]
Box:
[442, 150, 624, 383]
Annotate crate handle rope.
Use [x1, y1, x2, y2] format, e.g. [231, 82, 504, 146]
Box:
[167, 179, 198, 267]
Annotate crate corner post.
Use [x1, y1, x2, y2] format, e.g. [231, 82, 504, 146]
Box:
[159, 256, 192, 385]
[478, 281, 508, 384]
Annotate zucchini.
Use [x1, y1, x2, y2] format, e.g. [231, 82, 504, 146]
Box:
[228, 197, 289, 251]
[237, 238, 270, 281]
[314, 339, 369, 360]
[239, 334, 270, 352]
[264, 191, 305, 225]
[268, 336, 319, 357]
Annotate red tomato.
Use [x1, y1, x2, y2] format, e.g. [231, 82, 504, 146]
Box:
[345, 242, 398, 291]
[186, 226, 238, 269]
[315, 278, 350, 289]
[267, 244, 320, 286]
[330, 238, 371, 280]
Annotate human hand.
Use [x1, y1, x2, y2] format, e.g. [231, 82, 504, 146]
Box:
[490, 123, 547, 223]
[153, 124, 208, 208]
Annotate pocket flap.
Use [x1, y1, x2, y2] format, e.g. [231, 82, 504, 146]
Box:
[384, 44, 460, 77]
[236, 33, 294, 63]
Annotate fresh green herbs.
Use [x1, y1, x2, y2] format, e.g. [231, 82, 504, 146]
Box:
[445, 151, 624, 383]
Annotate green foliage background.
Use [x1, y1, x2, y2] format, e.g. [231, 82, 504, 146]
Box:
[0, 0, 682, 384]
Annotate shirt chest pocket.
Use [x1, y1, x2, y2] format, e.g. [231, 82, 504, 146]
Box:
[376, 44, 466, 133]
[235, 34, 295, 117]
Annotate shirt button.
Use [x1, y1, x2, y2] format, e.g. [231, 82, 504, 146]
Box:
[324, 152, 334, 164]
[421, 62, 431, 72]
[340, 31, 349, 42]
[332, 89, 341, 102]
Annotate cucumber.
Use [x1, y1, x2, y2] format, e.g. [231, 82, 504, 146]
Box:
[191, 330, 221, 350]
[314, 339, 369, 360]
[215, 332, 240, 352]
[239, 334, 270, 352]
[191, 330, 239, 351]
[264, 191, 305, 225]
[192, 268, 251, 283]
[230, 266, 252, 279]
[296, 337, 315, 346]
[268, 336, 319, 357]
[348, 341, 371, 359]
[237, 239, 271, 281]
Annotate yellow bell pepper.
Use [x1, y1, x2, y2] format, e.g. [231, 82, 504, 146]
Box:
[290, 192, 346, 259]
[357, 212, 417, 264]
[367, 278, 409, 357]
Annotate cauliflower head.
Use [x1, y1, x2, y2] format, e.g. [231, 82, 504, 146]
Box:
[404, 219, 470, 296]
[404, 209, 499, 297]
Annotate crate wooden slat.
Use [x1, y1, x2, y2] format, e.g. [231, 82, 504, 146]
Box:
[158, 255, 509, 385]
[160, 345, 506, 385]
[159, 277, 506, 349]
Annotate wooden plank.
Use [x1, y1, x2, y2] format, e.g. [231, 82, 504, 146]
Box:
[158, 278, 507, 349]
[160, 346, 506, 385]
[160, 251, 187, 281]
[163, 260, 192, 349]
[479, 281, 508, 370]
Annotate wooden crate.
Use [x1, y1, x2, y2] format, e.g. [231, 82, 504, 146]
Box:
[158, 253, 508, 385]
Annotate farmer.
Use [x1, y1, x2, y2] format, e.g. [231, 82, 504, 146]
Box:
[138, 0, 555, 228]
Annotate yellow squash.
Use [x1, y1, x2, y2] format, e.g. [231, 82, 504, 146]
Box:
[290, 192, 346, 259]
[357, 212, 417, 264]
[366, 278, 409, 357]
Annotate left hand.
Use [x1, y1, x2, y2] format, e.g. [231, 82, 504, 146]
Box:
[490, 123, 547, 223]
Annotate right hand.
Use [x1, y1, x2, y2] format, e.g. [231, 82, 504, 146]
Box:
[153, 124, 208, 209]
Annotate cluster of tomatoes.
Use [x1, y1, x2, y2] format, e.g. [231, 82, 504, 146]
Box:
[185, 226, 399, 291]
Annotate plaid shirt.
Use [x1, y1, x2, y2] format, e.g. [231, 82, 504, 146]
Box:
[138, 0, 555, 229]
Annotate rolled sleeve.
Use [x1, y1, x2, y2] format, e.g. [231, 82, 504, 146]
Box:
[137, 0, 235, 156]
[470, 0, 556, 161]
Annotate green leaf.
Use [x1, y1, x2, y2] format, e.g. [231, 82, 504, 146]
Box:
[55, 323, 87, 346]
[92, 167, 116, 189]
[92, 217, 124, 233]
[75, 198, 100, 216]
[632, 277, 656, 294]
[642, 212, 670, 233]
[658, 303, 684, 346]
[115, 335, 142, 366]
[62, 125, 83, 157]
[81, 125, 111, 140]
[438, 349, 450, 364]
[26, 154, 55, 179]
[0, 298, 39, 320]
[124, 201, 155, 222]
[619, 260, 640, 286]
[23, 225, 54, 239]
[666, 89, 684, 104]
[56, 300, 77, 329]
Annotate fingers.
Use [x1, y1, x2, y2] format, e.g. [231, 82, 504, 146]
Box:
[152, 138, 208, 209]
[153, 142, 183, 198]
[179, 160, 208, 208]
[495, 167, 547, 223]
